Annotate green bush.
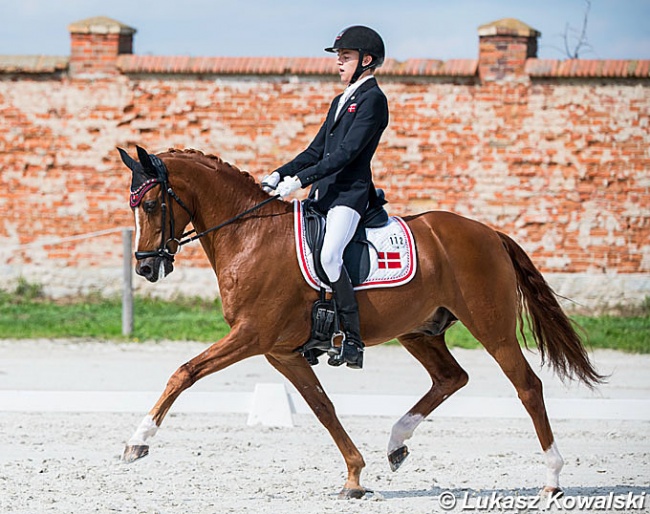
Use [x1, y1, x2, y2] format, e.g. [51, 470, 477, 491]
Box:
[0, 282, 647, 352]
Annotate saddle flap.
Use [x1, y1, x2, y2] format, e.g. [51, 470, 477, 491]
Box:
[302, 201, 371, 286]
[294, 200, 417, 292]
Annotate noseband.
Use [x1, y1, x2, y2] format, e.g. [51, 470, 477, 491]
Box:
[130, 153, 279, 263]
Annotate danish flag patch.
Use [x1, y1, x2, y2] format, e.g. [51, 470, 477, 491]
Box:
[348, 103, 357, 113]
[378, 252, 401, 269]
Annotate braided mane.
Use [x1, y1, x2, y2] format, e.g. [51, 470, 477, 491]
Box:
[162, 148, 261, 189]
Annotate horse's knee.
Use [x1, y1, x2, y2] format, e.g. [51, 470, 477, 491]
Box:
[167, 362, 196, 391]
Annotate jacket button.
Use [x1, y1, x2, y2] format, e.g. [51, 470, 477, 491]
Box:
[329, 132, 334, 137]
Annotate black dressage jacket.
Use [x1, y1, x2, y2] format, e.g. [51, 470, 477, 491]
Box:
[274, 77, 389, 215]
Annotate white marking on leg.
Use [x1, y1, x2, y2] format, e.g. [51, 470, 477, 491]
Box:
[134, 208, 142, 250]
[388, 413, 424, 454]
[544, 441, 564, 489]
[127, 414, 158, 446]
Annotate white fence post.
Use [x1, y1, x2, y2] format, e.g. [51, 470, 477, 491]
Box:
[122, 228, 134, 336]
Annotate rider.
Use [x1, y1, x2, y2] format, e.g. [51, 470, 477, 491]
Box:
[262, 26, 389, 369]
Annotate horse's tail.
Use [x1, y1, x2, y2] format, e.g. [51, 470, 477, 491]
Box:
[497, 231, 605, 388]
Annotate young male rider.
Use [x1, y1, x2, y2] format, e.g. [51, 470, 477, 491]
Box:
[262, 26, 389, 369]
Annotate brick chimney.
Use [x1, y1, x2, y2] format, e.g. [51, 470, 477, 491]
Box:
[68, 16, 136, 78]
[478, 18, 540, 82]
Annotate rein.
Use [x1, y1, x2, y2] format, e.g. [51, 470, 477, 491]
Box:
[133, 171, 279, 262]
[177, 194, 279, 247]
[131, 152, 280, 262]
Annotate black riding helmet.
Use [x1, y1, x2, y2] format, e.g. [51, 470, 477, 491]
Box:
[325, 26, 385, 84]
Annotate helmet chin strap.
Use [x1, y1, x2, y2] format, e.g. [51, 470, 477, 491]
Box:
[349, 51, 374, 84]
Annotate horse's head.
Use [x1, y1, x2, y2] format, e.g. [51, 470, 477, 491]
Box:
[118, 146, 193, 282]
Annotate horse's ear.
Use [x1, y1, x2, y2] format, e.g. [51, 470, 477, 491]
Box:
[136, 145, 153, 169]
[117, 147, 138, 173]
[134, 145, 160, 180]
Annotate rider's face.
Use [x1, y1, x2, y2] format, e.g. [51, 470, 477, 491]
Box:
[336, 49, 360, 85]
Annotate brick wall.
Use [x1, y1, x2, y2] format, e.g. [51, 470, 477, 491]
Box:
[68, 16, 135, 77]
[0, 17, 648, 309]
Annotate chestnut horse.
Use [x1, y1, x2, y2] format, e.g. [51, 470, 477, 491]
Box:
[118, 146, 602, 499]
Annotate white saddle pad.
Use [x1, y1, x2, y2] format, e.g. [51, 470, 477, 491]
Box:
[293, 200, 417, 291]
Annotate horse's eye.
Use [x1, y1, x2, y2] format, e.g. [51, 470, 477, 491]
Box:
[142, 200, 157, 213]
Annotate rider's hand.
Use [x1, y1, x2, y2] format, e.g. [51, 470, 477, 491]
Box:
[276, 176, 302, 198]
[261, 171, 281, 193]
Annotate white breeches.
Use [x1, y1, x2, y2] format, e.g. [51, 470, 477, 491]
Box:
[321, 206, 361, 283]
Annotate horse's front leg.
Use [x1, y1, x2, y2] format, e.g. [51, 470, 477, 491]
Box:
[265, 352, 367, 499]
[123, 324, 262, 462]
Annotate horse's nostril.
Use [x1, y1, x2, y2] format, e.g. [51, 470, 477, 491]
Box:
[140, 264, 152, 277]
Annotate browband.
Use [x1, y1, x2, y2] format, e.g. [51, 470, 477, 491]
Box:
[129, 153, 169, 208]
[130, 178, 160, 208]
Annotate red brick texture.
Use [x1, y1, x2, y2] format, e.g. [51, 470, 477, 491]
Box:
[1, 75, 647, 276]
[0, 17, 648, 304]
[69, 33, 133, 76]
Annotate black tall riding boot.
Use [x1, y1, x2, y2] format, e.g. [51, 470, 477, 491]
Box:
[328, 268, 365, 369]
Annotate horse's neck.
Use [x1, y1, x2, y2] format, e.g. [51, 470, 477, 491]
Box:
[188, 163, 265, 229]
[182, 162, 284, 268]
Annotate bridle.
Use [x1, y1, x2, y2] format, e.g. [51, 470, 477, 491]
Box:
[130, 154, 279, 263]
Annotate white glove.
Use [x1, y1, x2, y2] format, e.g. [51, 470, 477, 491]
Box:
[276, 176, 302, 198]
[261, 171, 281, 193]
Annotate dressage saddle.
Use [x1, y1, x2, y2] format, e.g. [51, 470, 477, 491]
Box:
[297, 193, 389, 366]
[302, 190, 389, 287]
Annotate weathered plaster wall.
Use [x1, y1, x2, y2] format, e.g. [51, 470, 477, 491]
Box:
[0, 16, 648, 310]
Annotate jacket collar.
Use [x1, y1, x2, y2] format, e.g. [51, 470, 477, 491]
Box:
[331, 77, 377, 125]
[344, 75, 376, 98]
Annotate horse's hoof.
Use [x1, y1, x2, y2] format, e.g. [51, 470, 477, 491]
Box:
[540, 486, 564, 498]
[388, 445, 409, 472]
[338, 487, 368, 500]
[122, 445, 149, 463]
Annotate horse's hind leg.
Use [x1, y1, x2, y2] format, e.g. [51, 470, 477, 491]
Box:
[389, 333, 468, 471]
[462, 301, 564, 495]
[265, 352, 367, 500]
[481, 336, 564, 494]
[448, 239, 564, 494]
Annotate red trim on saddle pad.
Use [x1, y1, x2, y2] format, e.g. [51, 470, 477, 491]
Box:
[293, 201, 417, 291]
